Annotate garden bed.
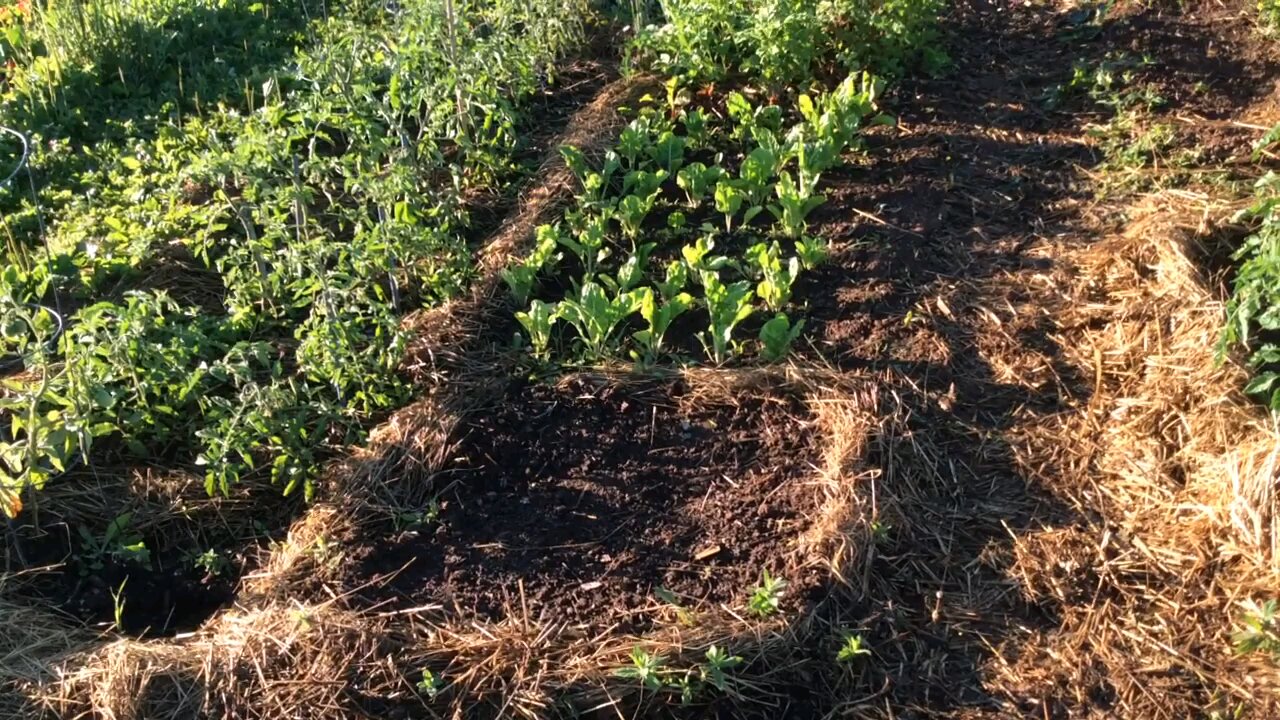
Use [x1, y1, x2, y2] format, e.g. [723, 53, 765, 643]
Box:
[341, 375, 828, 628]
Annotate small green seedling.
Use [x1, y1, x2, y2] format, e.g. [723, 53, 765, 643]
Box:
[501, 224, 562, 304]
[700, 271, 754, 363]
[516, 299, 559, 359]
[192, 549, 231, 578]
[417, 669, 445, 699]
[795, 235, 828, 270]
[1232, 598, 1280, 660]
[747, 569, 786, 617]
[836, 633, 871, 663]
[700, 645, 742, 691]
[615, 646, 666, 691]
[759, 313, 804, 361]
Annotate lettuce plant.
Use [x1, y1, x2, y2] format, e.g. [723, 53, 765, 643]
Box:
[516, 299, 559, 359]
[759, 313, 804, 361]
[556, 281, 640, 361]
[699, 270, 754, 363]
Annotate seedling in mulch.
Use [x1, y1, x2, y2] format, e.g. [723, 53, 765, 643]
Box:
[869, 519, 892, 544]
[747, 570, 786, 617]
[78, 513, 150, 575]
[1232, 599, 1280, 661]
[190, 549, 231, 579]
[111, 579, 128, 631]
[616, 646, 667, 691]
[394, 499, 441, 532]
[836, 633, 871, 664]
[309, 535, 342, 570]
[655, 586, 696, 626]
[416, 668, 445, 699]
[700, 645, 742, 691]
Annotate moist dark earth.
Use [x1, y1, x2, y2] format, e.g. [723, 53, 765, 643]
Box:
[343, 376, 827, 627]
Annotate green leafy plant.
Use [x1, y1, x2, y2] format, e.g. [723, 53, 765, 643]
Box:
[78, 513, 150, 573]
[517, 300, 559, 359]
[417, 669, 445, 699]
[556, 281, 640, 361]
[700, 645, 743, 691]
[609, 243, 658, 294]
[769, 171, 826, 239]
[836, 633, 872, 663]
[676, 161, 724, 206]
[1219, 172, 1280, 409]
[648, 130, 686, 174]
[759, 313, 804, 361]
[747, 569, 786, 617]
[631, 286, 695, 363]
[1232, 599, 1280, 660]
[681, 236, 730, 278]
[616, 190, 662, 241]
[615, 646, 667, 691]
[714, 180, 761, 233]
[699, 270, 754, 363]
[502, 224, 562, 304]
[795, 235, 829, 270]
[191, 548, 231, 579]
[746, 241, 801, 311]
[558, 215, 612, 279]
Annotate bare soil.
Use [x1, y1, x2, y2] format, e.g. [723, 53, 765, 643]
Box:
[342, 376, 826, 628]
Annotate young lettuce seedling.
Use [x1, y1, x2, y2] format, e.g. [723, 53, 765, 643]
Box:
[746, 241, 801, 311]
[516, 299, 558, 359]
[769, 171, 825, 239]
[713, 182, 760, 233]
[681, 236, 730, 281]
[631, 286, 695, 363]
[501, 224, 562, 304]
[759, 313, 804, 361]
[676, 162, 724, 207]
[556, 281, 640, 361]
[795, 235, 829, 270]
[699, 270, 755, 363]
[557, 215, 611, 280]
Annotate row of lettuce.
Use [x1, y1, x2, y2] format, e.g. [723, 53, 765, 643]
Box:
[0, 0, 946, 520]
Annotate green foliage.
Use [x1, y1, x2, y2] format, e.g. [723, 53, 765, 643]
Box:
[516, 300, 560, 359]
[615, 646, 667, 691]
[699, 270, 754, 363]
[511, 75, 882, 366]
[555, 281, 640, 361]
[502, 224, 562, 304]
[700, 645, 742, 690]
[416, 668, 445, 699]
[1262, 0, 1280, 35]
[746, 241, 800, 311]
[77, 513, 150, 573]
[769, 171, 825, 239]
[1232, 599, 1280, 661]
[1220, 172, 1280, 410]
[836, 632, 871, 663]
[676, 161, 724, 206]
[631, 286, 694, 362]
[795, 235, 829, 270]
[0, 0, 593, 517]
[633, 0, 944, 85]
[759, 313, 804, 361]
[747, 569, 786, 617]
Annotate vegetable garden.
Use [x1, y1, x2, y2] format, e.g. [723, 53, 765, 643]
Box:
[2, 0, 1280, 718]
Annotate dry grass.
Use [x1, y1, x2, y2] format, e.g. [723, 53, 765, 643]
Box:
[988, 192, 1280, 717]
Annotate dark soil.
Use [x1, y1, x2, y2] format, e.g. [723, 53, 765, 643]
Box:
[342, 375, 826, 628]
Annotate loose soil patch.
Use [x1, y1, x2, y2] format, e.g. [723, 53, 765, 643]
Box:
[342, 375, 826, 628]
